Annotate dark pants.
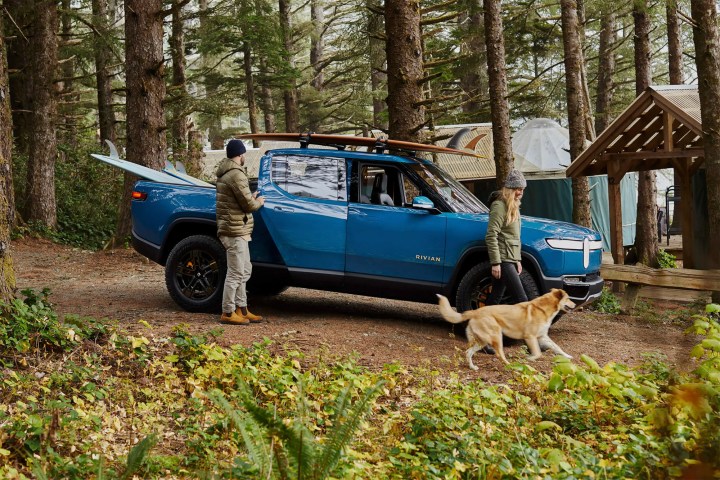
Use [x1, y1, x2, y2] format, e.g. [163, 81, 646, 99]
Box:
[486, 262, 528, 306]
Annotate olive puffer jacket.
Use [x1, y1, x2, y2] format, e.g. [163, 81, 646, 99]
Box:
[215, 158, 262, 237]
[485, 191, 522, 265]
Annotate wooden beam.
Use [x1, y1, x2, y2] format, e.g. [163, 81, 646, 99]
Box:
[608, 106, 662, 153]
[606, 149, 704, 160]
[600, 264, 720, 291]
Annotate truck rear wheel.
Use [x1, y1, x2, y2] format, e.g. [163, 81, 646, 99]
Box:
[455, 261, 539, 313]
[165, 235, 226, 312]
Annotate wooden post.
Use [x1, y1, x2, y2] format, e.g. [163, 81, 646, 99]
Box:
[608, 159, 625, 265]
[678, 160, 695, 268]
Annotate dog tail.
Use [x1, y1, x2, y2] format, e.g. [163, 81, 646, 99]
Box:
[436, 294, 466, 324]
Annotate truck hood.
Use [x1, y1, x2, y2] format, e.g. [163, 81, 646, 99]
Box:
[522, 215, 600, 240]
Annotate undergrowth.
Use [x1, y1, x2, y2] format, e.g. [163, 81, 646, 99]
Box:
[1, 290, 719, 479]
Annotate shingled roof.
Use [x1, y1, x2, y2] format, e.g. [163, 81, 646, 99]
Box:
[566, 85, 705, 268]
[567, 85, 704, 180]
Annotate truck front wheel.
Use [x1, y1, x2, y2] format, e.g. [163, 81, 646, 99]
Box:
[455, 262, 539, 313]
[165, 235, 226, 312]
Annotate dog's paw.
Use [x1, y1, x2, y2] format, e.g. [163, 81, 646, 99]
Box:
[469, 364, 479, 371]
[527, 355, 541, 361]
[562, 353, 573, 359]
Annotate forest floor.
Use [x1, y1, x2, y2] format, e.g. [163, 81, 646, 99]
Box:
[12, 237, 707, 383]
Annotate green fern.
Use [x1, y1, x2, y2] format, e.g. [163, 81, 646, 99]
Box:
[209, 376, 384, 480]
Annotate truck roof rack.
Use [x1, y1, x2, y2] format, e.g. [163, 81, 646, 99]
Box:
[236, 132, 485, 158]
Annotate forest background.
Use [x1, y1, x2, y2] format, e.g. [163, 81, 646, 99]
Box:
[1, 0, 720, 478]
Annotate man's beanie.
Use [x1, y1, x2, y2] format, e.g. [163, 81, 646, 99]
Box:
[226, 139, 247, 159]
[504, 169, 527, 189]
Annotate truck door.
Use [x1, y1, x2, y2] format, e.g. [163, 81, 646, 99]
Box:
[259, 154, 347, 272]
[346, 163, 447, 283]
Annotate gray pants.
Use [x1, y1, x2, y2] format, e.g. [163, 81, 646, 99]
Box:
[219, 235, 252, 313]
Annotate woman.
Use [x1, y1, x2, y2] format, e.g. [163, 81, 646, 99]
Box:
[485, 169, 528, 306]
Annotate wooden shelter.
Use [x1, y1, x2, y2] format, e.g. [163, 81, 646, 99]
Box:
[566, 85, 704, 267]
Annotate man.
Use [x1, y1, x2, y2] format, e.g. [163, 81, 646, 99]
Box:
[216, 139, 265, 325]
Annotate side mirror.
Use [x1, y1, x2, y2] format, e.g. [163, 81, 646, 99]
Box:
[412, 196, 441, 214]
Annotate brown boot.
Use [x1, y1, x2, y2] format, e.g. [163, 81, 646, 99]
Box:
[236, 307, 264, 323]
[220, 311, 249, 325]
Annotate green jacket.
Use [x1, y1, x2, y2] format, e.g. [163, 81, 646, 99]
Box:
[485, 194, 522, 265]
[215, 158, 262, 237]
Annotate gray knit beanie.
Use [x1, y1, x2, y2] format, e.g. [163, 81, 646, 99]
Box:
[504, 169, 527, 189]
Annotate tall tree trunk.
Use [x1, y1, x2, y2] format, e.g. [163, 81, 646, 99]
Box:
[5, 0, 32, 156]
[199, 0, 223, 149]
[691, 0, 720, 300]
[459, 0, 486, 121]
[243, 42, 260, 145]
[92, 0, 117, 146]
[279, 0, 299, 132]
[59, 0, 77, 148]
[667, 0, 684, 232]
[170, 0, 189, 163]
[170, 0, 188, 165]
[560, 0, 592, 227]
[594, 12, 615, 134]
[310, 0, 324, 91]
[367, 0, 386, 130]
[186, 130, 204, 179]
[385, 0, 424, 142]
[484, 0, 513, 187]
[115, 0, 167, 246]
[0, 15, 17, 301]
[25, 0, 59, 228]
[258, 56, 276, 133]
[633, 0, 659, 267]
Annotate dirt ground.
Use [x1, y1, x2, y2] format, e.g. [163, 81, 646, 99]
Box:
[11, 237, 704, 383]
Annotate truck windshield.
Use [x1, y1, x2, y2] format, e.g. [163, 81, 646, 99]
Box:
[409, 163, 489, 213]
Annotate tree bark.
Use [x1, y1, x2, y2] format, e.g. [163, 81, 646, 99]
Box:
[367, 0, 386, 130]
[258, 56, 276, 133]
[243, 42, 260, 144]
[385, 0, 424, 142]
[633, 0, 659, 267]
[170, 0, 188, 165]
[0, 15, 17, 301]
[594, 12, 615, 134]
[560, 0, 591, 227]
[691, 0, 720, 300]
[310, 0, 324, 91]
[484, 0, 513, 187]
[459, 0, 487, 121]
[92, 0, 117, 147]
[115, 0, 167, 247]
[5, 0, 33, 156]
[199, 0, 224, 149]
[279, 0, 299, 132]
[667, 0, 684, 232]
[59, 0, 77, 148]
[25, 0, 59, 228]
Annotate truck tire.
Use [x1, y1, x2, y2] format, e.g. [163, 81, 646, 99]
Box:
[165, 235, 226, 312]
[455, 261, 540, 313]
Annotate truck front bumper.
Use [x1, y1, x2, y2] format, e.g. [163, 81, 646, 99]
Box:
[543, 272, 604, 307]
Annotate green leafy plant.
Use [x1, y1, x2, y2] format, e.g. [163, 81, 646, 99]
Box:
[0, 289, 106, 365]
[591, 287, 621, 314]
[208, 376, 385, 480]
[657, 249, 678, 268]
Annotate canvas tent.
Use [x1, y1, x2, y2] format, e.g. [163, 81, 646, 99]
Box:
[471, 118, 638, 251]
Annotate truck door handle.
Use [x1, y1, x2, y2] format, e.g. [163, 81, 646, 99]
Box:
[274, 206, 294, 212]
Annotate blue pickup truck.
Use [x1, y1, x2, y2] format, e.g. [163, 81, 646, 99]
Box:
[92, 136, 604, 314]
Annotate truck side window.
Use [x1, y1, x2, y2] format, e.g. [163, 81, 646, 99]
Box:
[354, 165, 401, 206]
[271, 155, 347, 201]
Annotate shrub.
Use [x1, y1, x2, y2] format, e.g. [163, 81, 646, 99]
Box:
[591, 287, 621, 314]
[657, 249, 678, 268]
